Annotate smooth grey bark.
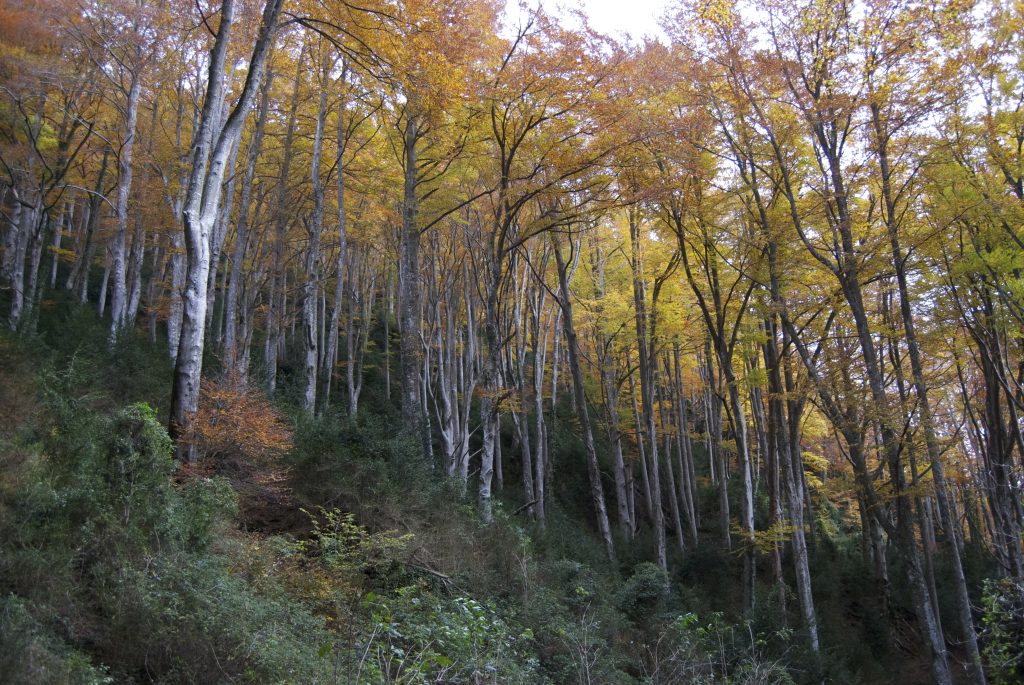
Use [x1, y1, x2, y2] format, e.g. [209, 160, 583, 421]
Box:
[302, 83, 329, 413]
[763, 314, 820, 653]
[48, 202, 67, 289]
[531, 277, 552, 524]
[553, 235, 614, 561]
[398, 115, 425, 444]
[265, 44, 305, 393]
[671, 345, 699, 543]
[628, 207, 667, 570]
[109, 70, 141, 341]
[871, 100, 986, 684]
[204, 124, 241, 334]
[658, 381, 686, 554]
[629, 371, 654, 529]
[321, 69, 349, 411]
[592, 242, 632, 536]
[169, 0, 283, 462]
[511, 257, 537, 517]
[224, 70, 273, 377]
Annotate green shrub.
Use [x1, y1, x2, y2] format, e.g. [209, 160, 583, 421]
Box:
[981, 577, 1024, 685]
[0, 595, 112, 685]
[96, 552, 334, 683]
[362, 586, 542, 684]
[639, 612, 795, 685]
[1, 394, 339, 683]
[617, 562, 670, 622]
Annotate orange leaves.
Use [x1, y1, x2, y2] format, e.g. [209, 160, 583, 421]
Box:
[193, 373, 293, 463]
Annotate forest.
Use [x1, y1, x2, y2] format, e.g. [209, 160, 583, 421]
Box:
[1, 0, 1023, 682]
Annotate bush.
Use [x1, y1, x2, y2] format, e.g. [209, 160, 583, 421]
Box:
[193, 373, 293, 463]
[981, 577, 1024, 685]
[617, 562, 670, 622]
[0, 595, 112, 685]
[639, 612, 795, 685]
[362, 586, 543, 684]
[1, 393, 336, 683]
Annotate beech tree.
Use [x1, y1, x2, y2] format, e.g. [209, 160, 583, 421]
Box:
[4, 3, 1023, 680]
[169, 0, 283, 462]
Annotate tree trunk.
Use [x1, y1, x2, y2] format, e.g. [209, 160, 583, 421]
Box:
[169, 0, 283, 461]
[302, 84, 329, 413]
[553, 235, 614, 560]
[109, 71, 142, 341]
[398, 115, 425, 448]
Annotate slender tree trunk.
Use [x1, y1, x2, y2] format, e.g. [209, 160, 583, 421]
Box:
[553, 236, 614, 560]
[321, 69, 349, 411]
[873, 102, 986, 684]
[628, 208, 667, 569]
[224, 71, 272, 377]
[399, 115, 425, 448]
[302, 83, 329, 412]
[110, 71, 142, 341]
[169, 0, 282, 461]
[265, 45, 305, 392]
[763, 315, 820, 652]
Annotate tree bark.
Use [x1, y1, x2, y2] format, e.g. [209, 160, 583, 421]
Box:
[169, 0, 283, 461]
[553, 235, 614, 560]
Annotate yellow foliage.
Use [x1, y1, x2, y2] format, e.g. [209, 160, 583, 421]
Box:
[193, 374, 293, 463]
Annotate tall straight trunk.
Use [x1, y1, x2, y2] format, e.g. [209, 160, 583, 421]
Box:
[169, 0, 283, 461]
[266, 44, 305, 392]
[24, 209, 48, 333]
[872, 102, 986, 684]
[109, 71, 142, 341]
[723, 358, 756, 610]
[125, 217, 145, 327]
[594, 243, 631, 536]
[126, 99, 159, 331]
[398, 115, 424, 446]
[167, 89, 191, 362]
[2, 189, 20, 289]
[672, 345, 699, 542]
[68, 151, 109, 298]
[531, 289, 551, 524]
[628, 207, 667, 569]
[763, 314, 819, 653]
[7, 106, 45, 330]
[604, 352, 632, 537]
[98, 248, 111, 317]
[302, 83, 329, 412]
[702, 346, 730, 548]
[383, 274, 392, 400]
[553, 236, 614, 560]
[224, 71, 273, 376]
[479, 277, 501, 523]
[663, 356, 691, 543]
[629, 372, 654, 526]
[8, 199, 40, 330]
[321, 69, 349, 411]
[658, 382, 686, 554]
[48, 202, 67, 289]
[205, 128, 241, 333]
[511, 258, 536, 516]
[750, 355, 783, 606]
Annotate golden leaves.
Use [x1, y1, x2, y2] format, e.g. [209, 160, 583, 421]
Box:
[193, 373, 294, 463]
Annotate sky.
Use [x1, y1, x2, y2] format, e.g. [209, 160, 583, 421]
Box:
[503, 0, 671, 43]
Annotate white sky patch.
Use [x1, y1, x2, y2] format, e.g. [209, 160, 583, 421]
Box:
[503, 0, 670, 43]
